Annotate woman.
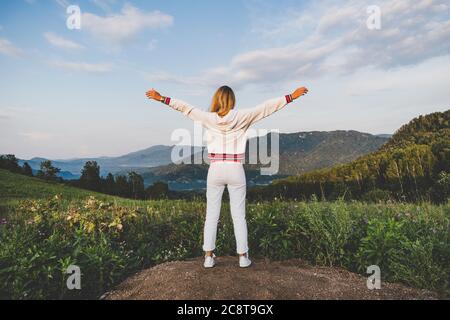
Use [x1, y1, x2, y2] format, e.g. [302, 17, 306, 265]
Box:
[146, 85, 308, 268]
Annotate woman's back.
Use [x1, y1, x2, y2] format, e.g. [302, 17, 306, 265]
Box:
[163, 95, 294, 155]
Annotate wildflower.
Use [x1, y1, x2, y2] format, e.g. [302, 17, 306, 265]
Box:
[108, 217, 123, 231]
[84, 221, 95, 233]
[0, 218, 7, 225]
[33, 215, 42, 224]
[84, 196, 99, 209]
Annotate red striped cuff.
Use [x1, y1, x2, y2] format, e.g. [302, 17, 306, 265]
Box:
[162, 97, 171, 105]
[285, 94, 294, 103]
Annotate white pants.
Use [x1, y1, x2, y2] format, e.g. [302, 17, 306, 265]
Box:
[202, 161, 249, 254]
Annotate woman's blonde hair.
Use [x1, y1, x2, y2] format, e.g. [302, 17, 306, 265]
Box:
[210, 85, 235, 117]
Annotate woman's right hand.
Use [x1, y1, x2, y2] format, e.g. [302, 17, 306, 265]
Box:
[146, 88, 163, 102]
[291, 87, 309, 100]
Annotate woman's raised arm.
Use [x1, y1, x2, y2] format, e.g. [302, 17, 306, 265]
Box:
[145, 88, 214, 127]
[238, 86, 309, 128]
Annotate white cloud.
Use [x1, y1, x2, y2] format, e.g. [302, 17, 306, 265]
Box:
[48, 60, 112, 73]
[0, 38, 23, 57]
[0, 106, 33, 120]
[81, 4, 173, 46]
[145, 71, 207, 86]
[90, 0, 116, 12]
[164, 0, 450, 89]
[20, 131, 53, 142]
[44, 32, 84, 50]
[54, 0, 69, 8]
[345, 55, 450, 96]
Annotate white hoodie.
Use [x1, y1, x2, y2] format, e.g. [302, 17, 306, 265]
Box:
[162, 95, 294, 156]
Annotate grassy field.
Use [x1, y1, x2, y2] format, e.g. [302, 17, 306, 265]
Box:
[0, 169, 449, 299]
[0, 169, 148, 215]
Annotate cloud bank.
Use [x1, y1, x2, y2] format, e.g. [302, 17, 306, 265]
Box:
[149, 0, 450, 90]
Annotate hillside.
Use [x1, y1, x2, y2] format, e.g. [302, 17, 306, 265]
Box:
[0, 169, 143, 214]
[118, 130, 388, 190]
[254, 130, 388, 175]
[0, 168, 103, 202]
[123, 163, 288, 190]
[250, 110, 450, 202]
[104, 256, 436, 300]
[382, 111, 449, 149]
[18, 131, 387, 187]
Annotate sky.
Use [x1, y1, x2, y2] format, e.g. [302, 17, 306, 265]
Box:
[0, 0, 449, 159]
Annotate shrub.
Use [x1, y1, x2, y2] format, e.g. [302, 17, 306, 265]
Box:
[0, 195, 448, 299]
[361, 189, 393, 203]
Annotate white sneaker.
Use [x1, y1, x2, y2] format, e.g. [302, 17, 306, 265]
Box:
[239, 252, 252, 268]
[204, 253, 216, 268]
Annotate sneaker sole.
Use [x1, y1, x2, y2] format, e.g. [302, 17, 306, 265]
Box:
[239, 262, 252, 268]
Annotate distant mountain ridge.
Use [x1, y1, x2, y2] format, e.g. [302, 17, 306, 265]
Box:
[18, 145, 190, 178]
[18, 130, 389, 188]
[116, 130, 389, 190]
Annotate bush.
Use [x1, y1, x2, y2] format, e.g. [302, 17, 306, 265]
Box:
[0, 195, 449, 299]
[361, 189, 393, 203]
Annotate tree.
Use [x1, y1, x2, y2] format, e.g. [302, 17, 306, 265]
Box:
[248, 109, 450, 203]
[115, 175, 129, 198]
[128, 171, 145, 199]
[36, 160, 61, 181]
[103, 173, 116, 195]
[22, 162, 33, 176]
[146, 181, 169, 199]
[80, 161, 101, 191]
[0, 154, 21, 173]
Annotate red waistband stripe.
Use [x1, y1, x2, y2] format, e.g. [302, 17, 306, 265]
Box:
[208, 153, 245, 162]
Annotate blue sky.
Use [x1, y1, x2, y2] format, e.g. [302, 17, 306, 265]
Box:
[1, 0, 449, 159]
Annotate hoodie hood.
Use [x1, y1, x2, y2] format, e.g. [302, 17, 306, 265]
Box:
[213, 110, 238, 131]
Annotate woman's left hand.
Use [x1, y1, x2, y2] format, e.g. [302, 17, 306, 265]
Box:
[146, 88, 163, 101]
[291, 87, 309, 100]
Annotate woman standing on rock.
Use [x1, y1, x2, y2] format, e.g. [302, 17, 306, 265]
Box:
[146, 85, 309, 268]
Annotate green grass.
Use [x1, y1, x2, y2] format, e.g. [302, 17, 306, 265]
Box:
[0, 168, 105, 200]
[0, 169, 152, 215]
[0, 169, 449, 299]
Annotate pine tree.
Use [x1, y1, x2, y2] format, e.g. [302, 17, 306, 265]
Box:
[22, 162, 33, 176]
[80, 161, 101, 191]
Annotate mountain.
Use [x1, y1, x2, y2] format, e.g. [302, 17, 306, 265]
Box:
[249, 130, 389, 175]
[19, 130, 389, 189]
[376, 134, 393, 139]
[118, 163, 287, 190]
[115, 130, 388, 190]
[19, 145, 202, 178]
[250, 110, 450, 203]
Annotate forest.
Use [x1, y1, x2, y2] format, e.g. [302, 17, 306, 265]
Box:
[248, 110, 450, 203]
